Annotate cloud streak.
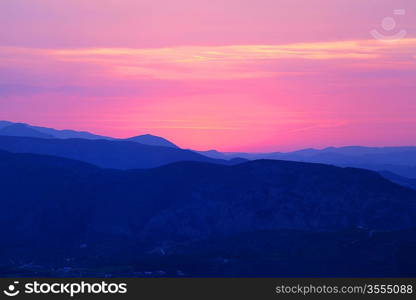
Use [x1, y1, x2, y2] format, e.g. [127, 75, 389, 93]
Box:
[1, 37, 416, 151]
[49, 39, 416, 80]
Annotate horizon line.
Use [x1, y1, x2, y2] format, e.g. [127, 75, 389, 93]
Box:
[2, 119, 416, 154]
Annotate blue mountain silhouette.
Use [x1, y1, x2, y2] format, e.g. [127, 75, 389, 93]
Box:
[0, 120, 182, 149]
[198, 146, 416, 179]
[1, 150, 416, 276]
[0, 123, 54, 138]
[0, 136, 234, 169]
[0, 121, 110, 140]
[125, 134, 179, 148]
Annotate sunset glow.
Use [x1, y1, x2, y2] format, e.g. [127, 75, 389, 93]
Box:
[1, 0, 416, 151]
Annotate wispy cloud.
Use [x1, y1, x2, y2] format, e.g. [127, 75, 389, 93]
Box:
[1, 38, 415, 151]
[50, 39, 416, 80]
[1, 38, 415, 82]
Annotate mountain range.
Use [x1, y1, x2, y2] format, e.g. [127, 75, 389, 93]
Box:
[0, 135, 238, 169]
[1, 150, 416, 276]
[2, 120, 416, 177]
[198, 146, 416, 179]
[1, 120, 416, 182]
[0, 121, 179, 148]
[1, 120, 416, 276]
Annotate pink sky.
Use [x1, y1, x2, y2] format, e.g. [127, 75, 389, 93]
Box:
[1, 0, 416, 151]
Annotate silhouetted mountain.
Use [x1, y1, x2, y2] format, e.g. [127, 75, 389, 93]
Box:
[32, 125, 111, 140]
[198, 146, 416, 179]
[125, 134, 179, 148]
[0, 120, 13, 129]
[0, 136, 232, 169]
[197, 150, 227, 159]
[132, 160, 416, 242]
[380, 171, 416, 190]
[228, 157, 248, 164]
[0, 121, 180, 148]
[1, 151, 416, 276]
[0, 123, 54, 138]
[0, 120, 111, 140]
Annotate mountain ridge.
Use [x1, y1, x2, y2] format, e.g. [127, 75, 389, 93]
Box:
[0, 123, 54, 139]
[1, 150, 416, 276]
[0, 135, 236, 169]
[2, 120, 416, 178]
[197, 146, 416, 179]
[0, 120, 181, 149]
[125, 134, 179, 148]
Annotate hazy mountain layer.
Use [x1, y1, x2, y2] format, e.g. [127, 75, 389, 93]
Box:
[0, 136, 228, 169]
[1, 151, 416, 276]
[0, 121, 180, 148]
[198, 146, 416, 179]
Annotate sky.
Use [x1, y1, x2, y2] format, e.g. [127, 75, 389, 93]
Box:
[1, 0, 416, 151]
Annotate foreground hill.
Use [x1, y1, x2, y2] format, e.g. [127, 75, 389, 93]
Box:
[0, 136, 228, 169]
[0, 151, 416, 276]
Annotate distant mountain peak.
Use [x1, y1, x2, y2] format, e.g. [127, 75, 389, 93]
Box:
[0, 120, 180, 149]
[141, 134, 157, 137]
[0, 123, 54, 139]
[125, 134, 179, 149]
[0, 120, 111, 140]
[0, 120, 13, 129]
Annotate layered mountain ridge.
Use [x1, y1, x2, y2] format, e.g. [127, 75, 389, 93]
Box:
[1, 150, 416, 276]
